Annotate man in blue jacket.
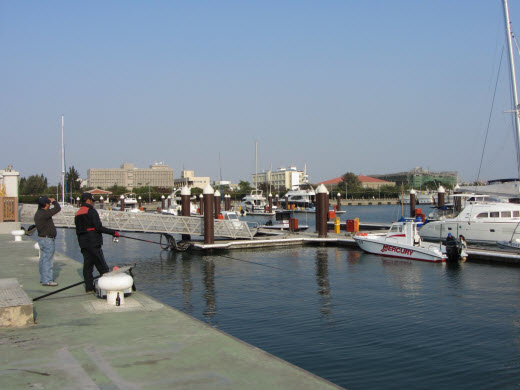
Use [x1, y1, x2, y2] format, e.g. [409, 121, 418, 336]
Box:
[75, 192, 119, 293]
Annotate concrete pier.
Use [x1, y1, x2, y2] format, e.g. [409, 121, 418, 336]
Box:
[0, 234, 342, 389]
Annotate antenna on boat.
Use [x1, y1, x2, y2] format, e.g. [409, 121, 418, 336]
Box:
[503, 0, 520, 179]
[61, 114, 65, 204]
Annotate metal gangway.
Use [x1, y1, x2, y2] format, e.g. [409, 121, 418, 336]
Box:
[19, 204, 258, 239]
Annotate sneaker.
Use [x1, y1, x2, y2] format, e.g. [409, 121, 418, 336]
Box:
[42, 281, 58, 286]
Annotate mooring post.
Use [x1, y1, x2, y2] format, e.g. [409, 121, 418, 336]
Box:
[214, 190, 221, 218]
[275, 194, 280, 209]
[181, 186, 191, 216]
[437, 186, 445, 208]
[120, 195, 125, 212]
[285, 195, 289, 210]
[76, 197, 80, 207]
[181, 186, 191, 241]
[268, 193, 273, 213]
[336, 193, 341, 211]
[316, 184, 329, 238]
[167, 195, 172, 209]
[199, 194, 204, 215]
[203, 185, 215, 244]
[99, 196, 104, 209]
[454, 185, 462, 213]
[224, 194, 231, 211]
[161, 195, 165, 211]
[137, 196, 142, 209]
[409, 189, 416, 218]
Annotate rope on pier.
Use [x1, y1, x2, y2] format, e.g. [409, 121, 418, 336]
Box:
[160, 233, 192, 252]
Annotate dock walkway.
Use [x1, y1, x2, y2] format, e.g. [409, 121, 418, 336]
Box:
[0, 234, 341, 389]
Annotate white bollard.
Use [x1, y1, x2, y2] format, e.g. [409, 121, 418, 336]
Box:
[97, 273, 133, 306]
[11, 230, 25, 242]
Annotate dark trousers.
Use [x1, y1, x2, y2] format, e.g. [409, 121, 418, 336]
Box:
[81, 246, 110, 292]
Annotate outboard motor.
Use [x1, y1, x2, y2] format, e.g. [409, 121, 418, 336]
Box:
[446, 234, 461, 262]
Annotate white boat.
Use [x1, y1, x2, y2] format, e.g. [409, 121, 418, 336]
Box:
[239, 189, 269, 213]
[421, 0, 520, 245]
[261, 210, 309, 231]
[354, 220, 448, 262]
[282, 185, 316, 208]
[420, 201, 520, 244]
[113, 193, 142, 212]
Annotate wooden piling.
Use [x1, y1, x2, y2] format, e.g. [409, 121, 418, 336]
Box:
[120, 195, 125, 212]
[199, 194, 204, 215]
[409, 190, 416, 217]
[181, 187, 191, 240]
[336, 193, 341, 211]
[268, 193, 273, 213]
[437, 186, 445, 208]
[315, 184, 329, 238]
[203, 185, 215, 244]
[214, 190, 221, 218]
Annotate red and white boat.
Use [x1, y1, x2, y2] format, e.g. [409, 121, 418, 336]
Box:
[354, 219, 448, 262]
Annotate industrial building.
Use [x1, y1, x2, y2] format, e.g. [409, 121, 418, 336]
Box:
[371, 167, 458, 188]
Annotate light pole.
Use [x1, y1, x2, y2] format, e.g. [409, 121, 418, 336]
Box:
[148, 182, 151, 203]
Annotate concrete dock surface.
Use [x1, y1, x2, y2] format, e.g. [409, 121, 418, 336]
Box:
[0, 234, 342, 390]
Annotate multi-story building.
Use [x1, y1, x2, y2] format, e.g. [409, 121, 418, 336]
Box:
[371, 167, 458, 189]
[88, 163, 174, 190]
[173, 170, 210, 190]
[252, 166, 307, 190]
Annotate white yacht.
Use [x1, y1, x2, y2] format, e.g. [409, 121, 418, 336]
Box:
[239, 189, 268, 213]
[282, 185, 316, 208]
[420, 201, 520, 244]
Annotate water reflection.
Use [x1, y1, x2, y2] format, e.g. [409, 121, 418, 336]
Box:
[380, 257, 422, 296]
[181, 254, 193, 314]
[315, 248, 331, 318]
[203, 258, 217, 322]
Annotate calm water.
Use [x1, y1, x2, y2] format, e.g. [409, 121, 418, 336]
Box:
[48, 205, 520, 389]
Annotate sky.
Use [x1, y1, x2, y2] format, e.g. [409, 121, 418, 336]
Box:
[2, 1, 520, 186]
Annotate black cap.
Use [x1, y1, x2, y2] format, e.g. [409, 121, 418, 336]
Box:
[38, 196, 51, 207]
[81, 192, 94, 203]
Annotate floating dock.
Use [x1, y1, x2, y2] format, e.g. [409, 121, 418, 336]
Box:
[0, 234, 342, 389]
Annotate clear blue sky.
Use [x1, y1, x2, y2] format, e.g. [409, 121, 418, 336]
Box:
[2, 1, 520, 186]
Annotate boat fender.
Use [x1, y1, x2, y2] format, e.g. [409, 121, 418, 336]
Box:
[356, 232, 367, 236]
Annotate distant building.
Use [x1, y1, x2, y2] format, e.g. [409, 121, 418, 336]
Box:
[88, 162, 174, 190]
[318, 175, 395, 190]
[213, 180, 239, 190]
[371, 167, 458, 188]
[0, 165, 20, 197]
[174, 170, 210, 190]
[253, 166, 307, 190]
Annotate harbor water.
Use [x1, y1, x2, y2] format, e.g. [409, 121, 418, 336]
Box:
[48, 205, 520, 389]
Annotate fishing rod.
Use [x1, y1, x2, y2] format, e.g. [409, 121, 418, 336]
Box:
[33, 264, 136, 302]
[118, 234, 163, 245]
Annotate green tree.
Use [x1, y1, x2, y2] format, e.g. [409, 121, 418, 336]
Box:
[338, 172, 361, 197]
[238, 181, 253, 193]
[19, 174, 48, 195]
[66, 166, 80, 194]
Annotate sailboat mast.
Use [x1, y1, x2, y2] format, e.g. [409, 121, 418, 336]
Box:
[61, 115, 65, 203]
[255, 141, 258, 189]
[503, 0, 520, 178]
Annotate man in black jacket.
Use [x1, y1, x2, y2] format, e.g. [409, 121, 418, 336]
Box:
[34, 196, 61, 286]
[75, 192, 119, 293]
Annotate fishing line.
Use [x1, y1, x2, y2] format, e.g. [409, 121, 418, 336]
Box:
[215, 254, 295, 273]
